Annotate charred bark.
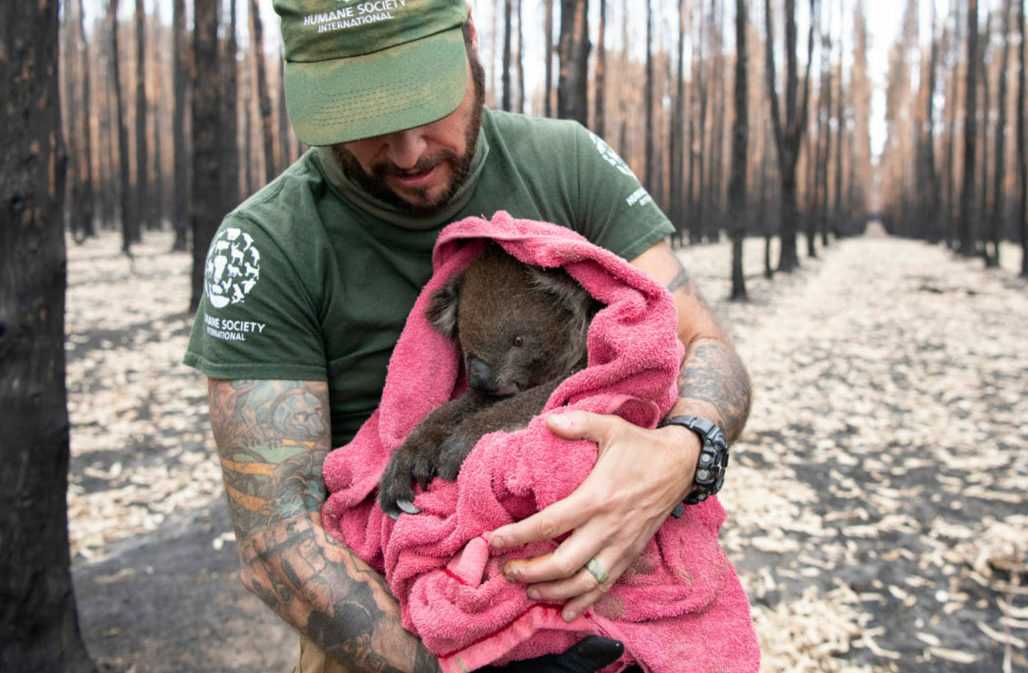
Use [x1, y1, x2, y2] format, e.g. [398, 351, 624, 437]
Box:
[594, 0, 607, 136]
[502, 0, 512, 111]
[0, 1, 96, 669]
[134, 0, 151, 233]
[250, 0, 276, 185]
[171, 0, 189, 251]
[191, 0, 224, 312]
[669, 0, 687, 247]
[76, 0, 97, 240]
[987, 0, 1011, 267]
[764, 0, 819, 272]
[516, 0, 525, 113]
[223, 0, 240, 209]
[957, 0, 979, 256]
[1019, 0, 1027, 276]
[544, 0, 554, 117]
[110, 0, 134, 253]
[557, 0, 590, 125]
[644, 0, 655, 193]
[729, 0, 749, 301]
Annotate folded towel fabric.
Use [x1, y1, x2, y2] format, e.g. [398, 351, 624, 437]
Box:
[321, 211, 759, 673]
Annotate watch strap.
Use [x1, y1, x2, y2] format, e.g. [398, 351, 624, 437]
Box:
[659, 415, 730, 517]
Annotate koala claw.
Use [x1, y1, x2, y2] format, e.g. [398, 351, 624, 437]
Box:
[379, 450, 420, 518]
[396, 499, 421, 515]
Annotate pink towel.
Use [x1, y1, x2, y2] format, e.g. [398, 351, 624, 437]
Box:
[322, 212, 760, 673]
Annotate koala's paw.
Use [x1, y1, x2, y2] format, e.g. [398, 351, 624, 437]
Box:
[378, 449, 420, 519]
[378, 430, 448, 518]
[437, 429, 481, 481]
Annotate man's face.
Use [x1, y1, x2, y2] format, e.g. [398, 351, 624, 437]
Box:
[332, 44, 486, 217]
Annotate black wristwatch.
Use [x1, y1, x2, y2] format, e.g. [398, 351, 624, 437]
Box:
[658, 415, 729, 517]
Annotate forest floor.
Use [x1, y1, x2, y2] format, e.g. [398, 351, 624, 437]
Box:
[68, 231, 1028, 673]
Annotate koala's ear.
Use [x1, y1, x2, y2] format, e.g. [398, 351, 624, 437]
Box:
[528, 267, 597, 328]
[426, 273, 463, 338]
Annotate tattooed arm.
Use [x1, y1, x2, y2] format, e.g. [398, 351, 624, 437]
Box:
[648, 245, 752, 442]
[207, 378, 439, 673]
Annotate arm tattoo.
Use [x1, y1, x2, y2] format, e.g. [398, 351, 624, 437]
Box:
[666, 265, 691, 293]
[676, 340, 752, 442]
[209, 379, 440, 673]
[660, 256, 751, 442]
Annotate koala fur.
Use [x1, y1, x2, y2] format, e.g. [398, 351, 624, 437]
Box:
[379, 243, 599, 517]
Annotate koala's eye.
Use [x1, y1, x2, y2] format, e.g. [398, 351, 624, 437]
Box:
[513, 335, 525, 347]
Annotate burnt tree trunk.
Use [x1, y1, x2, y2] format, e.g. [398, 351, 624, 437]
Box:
[764, 0, 818, 272]
[831, 0, 844, 240]
[644, 0, 655, 192]
[1019, 0, 1027, 276]
[594, 0, 607, 136]
[110, 0, 134, 253]
[557, 0, 590, 125]
[987, 0, 1011, 267]
[958, 0, 979, 256]
[944, 4, 961, 248]
[191, 0, 223, 312]
[0, 1, 96, 670]
[694, 6, 709, 245]
[250, 0, 276, 185]
[729, 0, 749, 301]
[223, 0, 240, 211]
[502, 0, 512, 111]
[978, 11, 992, 263]
[171, 0, 189, 251]
[669, 0, 687, 247]
[76, 0, 97, 240]
[134, 0, 151, 234]
[707, 0, 725, 244]
[516, 0, 525, 113]
[922, 0, 941, 240]
[544, 0, 554, 117]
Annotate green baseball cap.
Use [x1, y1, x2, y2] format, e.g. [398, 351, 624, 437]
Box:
[275, 0, 470, 146]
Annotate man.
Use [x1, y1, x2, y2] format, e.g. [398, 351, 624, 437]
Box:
[184, 2, 751, 672]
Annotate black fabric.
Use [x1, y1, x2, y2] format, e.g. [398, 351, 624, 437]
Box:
[476, 636, 625, 673]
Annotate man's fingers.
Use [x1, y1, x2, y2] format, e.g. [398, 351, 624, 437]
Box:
[502, 518, 612, 584]
[488, 488, 593, 551]
[560, 585, 610, 622]
[524, 549, 620, 602]
[545, 410, 617, 445]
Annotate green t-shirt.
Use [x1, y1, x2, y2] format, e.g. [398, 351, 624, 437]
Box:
[184, 109, 674, 446]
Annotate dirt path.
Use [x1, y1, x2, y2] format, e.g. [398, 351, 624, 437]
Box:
[720, 238, 1028, 672]
[69, 234, 1028, 672]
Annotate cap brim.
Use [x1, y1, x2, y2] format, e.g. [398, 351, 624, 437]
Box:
[285, 26, 468, 146]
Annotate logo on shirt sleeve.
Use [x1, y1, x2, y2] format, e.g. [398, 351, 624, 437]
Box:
[588, 132, 653, 207]
[205, 227, 262, 309]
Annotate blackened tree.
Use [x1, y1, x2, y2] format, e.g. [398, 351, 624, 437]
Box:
[0, 1, 96, 670]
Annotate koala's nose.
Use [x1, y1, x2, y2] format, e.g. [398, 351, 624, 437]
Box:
[467, 357, 494, 392]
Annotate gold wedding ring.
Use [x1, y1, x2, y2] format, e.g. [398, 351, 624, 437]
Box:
[585, 558, 609, 585]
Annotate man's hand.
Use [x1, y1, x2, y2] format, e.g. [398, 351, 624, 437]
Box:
[485, 240, 751, 621]
[487, 410, 699, 622]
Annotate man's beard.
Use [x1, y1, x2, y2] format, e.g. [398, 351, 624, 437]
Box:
[333, 50, 486, 218]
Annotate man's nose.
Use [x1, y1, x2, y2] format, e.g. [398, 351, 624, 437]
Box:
[384, 128, 427, 171]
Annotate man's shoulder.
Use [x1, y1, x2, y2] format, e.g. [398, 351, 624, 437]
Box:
[485, 109, 588, 153]
[229, 150, 328, 236]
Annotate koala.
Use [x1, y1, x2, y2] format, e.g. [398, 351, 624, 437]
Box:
[379, 243, 599, 518]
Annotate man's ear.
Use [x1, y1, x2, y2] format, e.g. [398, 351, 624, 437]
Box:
[426, 273, 463, 338]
